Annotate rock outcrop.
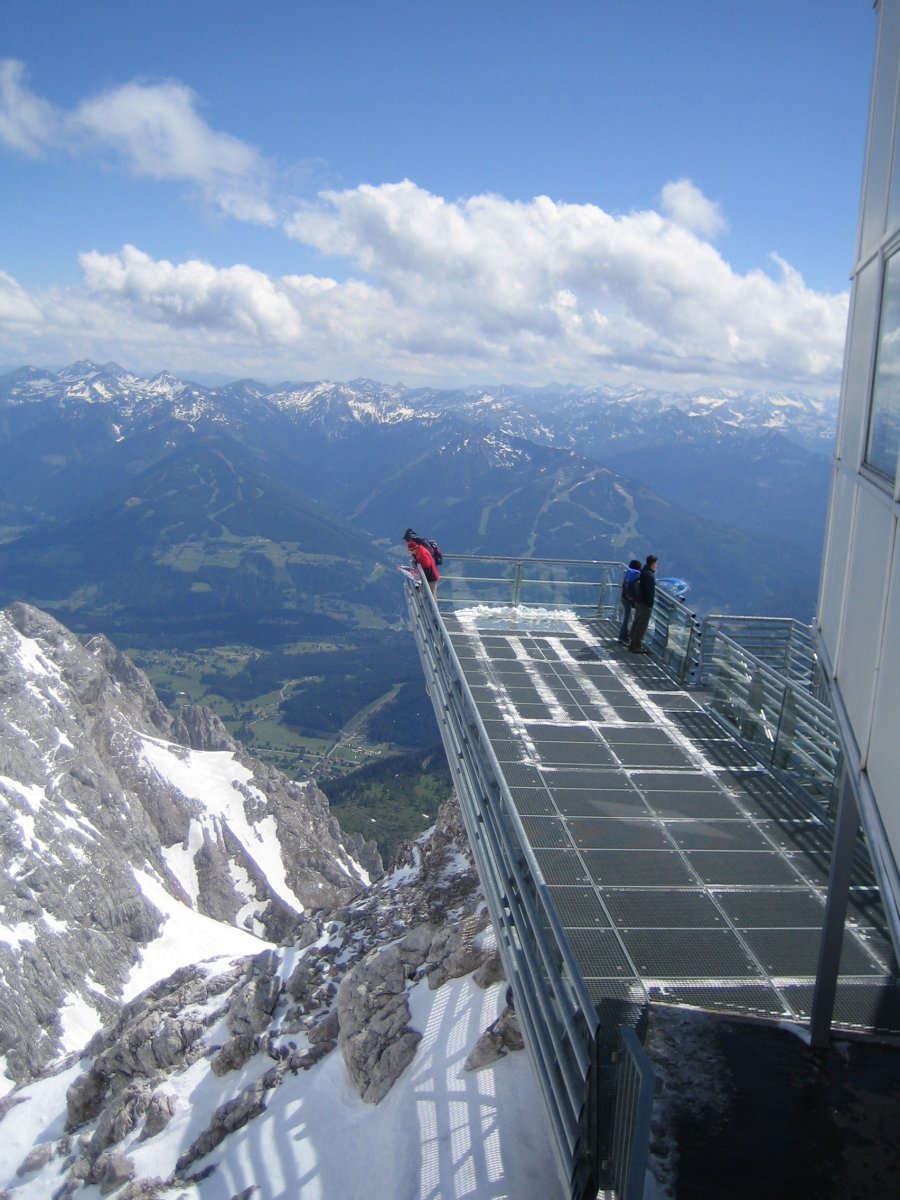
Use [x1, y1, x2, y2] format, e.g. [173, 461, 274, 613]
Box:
[2, 798, 520, 1198]
[0, 603, 380, 1083]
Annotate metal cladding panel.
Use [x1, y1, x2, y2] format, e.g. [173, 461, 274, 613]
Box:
[621, 929, 758, 979]
[818, 469, 859, 662]
[866, 528, 900, 872]
[601, 889, 726, 929]
[836, 489, 894, 747]
[741, 928, 884, 978]
[659, 984, 789, 1020]
[713, 890, 827, 929]
[545, 885, 613, 929]
[567, 818, 672, 851]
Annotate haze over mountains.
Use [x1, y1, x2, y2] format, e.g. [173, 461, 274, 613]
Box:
[0, 362, 836, 644]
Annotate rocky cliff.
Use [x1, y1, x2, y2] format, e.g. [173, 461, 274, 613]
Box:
[0, 603, 381, 1085]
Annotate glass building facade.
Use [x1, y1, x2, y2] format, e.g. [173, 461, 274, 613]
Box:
[817, 0, 900, 962]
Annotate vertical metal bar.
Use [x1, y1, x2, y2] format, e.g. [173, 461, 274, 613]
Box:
[771, 686, 788, 767]
[679, 618, 696, 685]
[810, 773, 860, 1047]
[785, 620, 795, 677]
[512, 560, 523, 607]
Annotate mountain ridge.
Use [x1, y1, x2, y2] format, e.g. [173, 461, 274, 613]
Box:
[0, 361, 837, 626]
[0, 602, 381, 1085]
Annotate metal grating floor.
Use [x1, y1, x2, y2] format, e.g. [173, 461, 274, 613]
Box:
[442, 607, 900, 1035]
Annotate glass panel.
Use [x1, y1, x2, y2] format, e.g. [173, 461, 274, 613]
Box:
[866, 251, 900, 482]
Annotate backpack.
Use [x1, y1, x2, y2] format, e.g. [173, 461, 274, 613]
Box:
[404, 529, 443, 565]
[622, 567, 641, 603]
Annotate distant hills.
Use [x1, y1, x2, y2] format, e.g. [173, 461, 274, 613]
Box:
[0, 362, 837, 632]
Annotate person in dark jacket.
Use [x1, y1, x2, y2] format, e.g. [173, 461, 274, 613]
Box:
[619, 559, 642, 644]
[629, 554, 658, 654]
[407, 538, 440, 598]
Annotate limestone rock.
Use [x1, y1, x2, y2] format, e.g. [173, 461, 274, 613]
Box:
[0, 603, 376, 1084]
[464, 1006, 524, 1072]
[138, 1092, 177, 1141]
[175, 1067, 283, 1173]
[92, 1150, 135, 1194]
[15, 1142, 54, 1176]
[211, 1035, 259, 1077]
[336, 944, 422, 1103]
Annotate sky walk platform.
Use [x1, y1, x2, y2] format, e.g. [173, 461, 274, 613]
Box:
[440, 604, 900, 1036]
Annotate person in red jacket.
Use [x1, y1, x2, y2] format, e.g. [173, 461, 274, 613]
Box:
[407, 539, 439, 598]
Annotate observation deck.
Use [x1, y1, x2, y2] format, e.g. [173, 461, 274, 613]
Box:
[403, 556, 900, 1200]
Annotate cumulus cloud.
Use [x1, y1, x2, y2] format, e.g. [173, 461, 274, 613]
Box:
[660, 179, 728, 238]
[0, 58, 274, 223]
[0, 177, 849, 387]
[0, 269, 44, 323]
[0, 60, 59, 156]
[70, 81, 275, 224]
[0, 59, 848, 389]
[284, 180, 846, 383]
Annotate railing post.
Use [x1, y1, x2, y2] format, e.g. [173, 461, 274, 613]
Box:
[679, 617, 698, 685]
[772, 685, 797, 771]
[784, 620, 795, 677]
[810, 773, 860, 1047]
[512, 560, 523, 607]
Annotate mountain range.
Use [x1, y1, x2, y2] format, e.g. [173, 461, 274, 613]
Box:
[0, 362, 837, 638]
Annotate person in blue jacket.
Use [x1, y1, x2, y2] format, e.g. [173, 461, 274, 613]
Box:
[629, 555, 658, 654]
[619, 559, 642, 643]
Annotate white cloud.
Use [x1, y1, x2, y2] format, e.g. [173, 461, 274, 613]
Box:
[0, 180, 849, 388]
[80, 246, 302, 339]
[0, 270, 43, 324]
[283, 180, 846, 384]
[660, 178, 728, 238]
[70, 80, 276, 224]
[0, 57, 849, 391]
[0, 59, 274, 224]
[0, 60, 59, 156]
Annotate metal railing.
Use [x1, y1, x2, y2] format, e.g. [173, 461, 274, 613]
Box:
[436, 554, 702, 685]
[608, 1027, 655, 1200]
[698, 625, 842, 811]
[699, 614, 821, 694]
[405, 574, 597, 1196]
[404, 566, 655, 1200]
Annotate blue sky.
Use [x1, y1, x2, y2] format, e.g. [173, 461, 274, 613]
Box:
[0, 0, 877, 391]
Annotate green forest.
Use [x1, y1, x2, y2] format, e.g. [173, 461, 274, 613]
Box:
[325, 746, 453, 863]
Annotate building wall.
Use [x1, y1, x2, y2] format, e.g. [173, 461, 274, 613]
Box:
[816, 0, 900, 939]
